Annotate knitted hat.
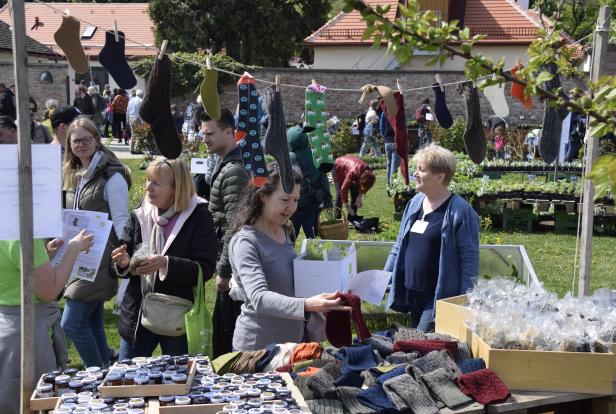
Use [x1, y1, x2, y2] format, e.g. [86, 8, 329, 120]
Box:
[410, 350, 460, 377]
[291, 342, 323, 364]
[382, 373, 439, 414]
[421, 367, 472, 409]
[393, 339, 458, 359]
[357, 386, 398, 413]
[386, 351, 420, 364]
[340, 344, 377, 374]
[337, 386, 377, 414]
[457, 341, 472, 363]
[457, 368, 511, 405]
[276, 363, 293, 373]
[334, 371, 365, 388]
[306, 398, 344, 414]
[306, 362, 342, 398]
[255, 343, 278, 372]
[263, 342, 297, 372]
[326, 293, 371, 347]
[393, 327, 427, 343]
[363, 335, 394, 358]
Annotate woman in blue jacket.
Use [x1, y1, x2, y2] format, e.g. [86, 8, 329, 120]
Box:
[384, 144, 479, 332]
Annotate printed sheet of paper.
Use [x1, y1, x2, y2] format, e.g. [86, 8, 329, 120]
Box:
[347, 270, 392, 305]
[0, 144, 62, 240]
[50, 209, 112, 282]
[190, 158, 210, 174]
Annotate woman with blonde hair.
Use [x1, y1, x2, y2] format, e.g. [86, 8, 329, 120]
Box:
[111, 158, 217, 358]
[60, 117, 131, 367]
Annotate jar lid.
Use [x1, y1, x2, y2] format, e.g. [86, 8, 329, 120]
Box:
[36, 383, 53, 391]
[60, 392, 78, 401]
[86, 366, 101, 373]
[175, 395, 191, 405]
[55, 375, 71, 382]
[134, 375, 149, 385]
[148, 370, 162, 377]
[68, 380, 84, 388]
[124, 371, 137, 379]
[128, 409, 145, 414]
[159, 395, 175, 401]
[210, 395, 225, 403]
[171, 373, 187, 382]
[107, 371, 122, 381]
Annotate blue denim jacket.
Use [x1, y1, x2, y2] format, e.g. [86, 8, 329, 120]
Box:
[384, 193, 480, 318]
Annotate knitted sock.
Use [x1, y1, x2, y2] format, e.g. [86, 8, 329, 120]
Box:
[376, 364, 408, 386]
[539, 62, 568, 164]
[510, 65, 533, 111]
[304, 86, 334, 173]
[393, 339, 458, 359]
[326, 293, 372, 348]
[457, 358, 486, 375]
[421, 367, 473, 409]
[295, 375, 318, 400]
[483, 83, 510, 118]
[306, 399, 344, 414]
[297, 366, 321, 377]
[139, 55, 182, 159]
[340, 344, 377, 374]
[263, 85, 294, 193]
[255, 343, 278, 372]
[456, 342, 472, 363]
[393, 327, 427, 343]
[382, 374, 439, 414]
[457, 81, 487, 164]
[457, 368, 511, 405]
[426, 332, 455, 341]
[357, 386, 397, 413]
[236, 74, 267, 187]
[410, 350, 460, 377]
[432, 83, 453, 129]
[98, 30, 137, 89]
[54, 15, 89, 74]
[291, 342, 323, 364]
[386, 351, 420, 364]
[361, 369, 380, 388]
[337, 386, 377, 414]
[306, 362, 342, 398]
[380, 92, 409, 184]
[263, 342, 297, 372]
[335, 370, 365, 388]
[199, 68, 220, 120]
[322, 346, 342, 362]
[276, 363, 293, 373]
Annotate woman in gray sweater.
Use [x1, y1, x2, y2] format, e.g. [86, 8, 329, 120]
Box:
[228, 165, 349, 351]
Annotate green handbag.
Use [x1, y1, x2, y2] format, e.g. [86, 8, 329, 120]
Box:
[185, 264, 213, 358]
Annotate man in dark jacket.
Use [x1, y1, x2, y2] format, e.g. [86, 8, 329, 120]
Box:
[0, 83, 16, 120]
[200, 108, 249, 357]
[287, 125, 333, 238]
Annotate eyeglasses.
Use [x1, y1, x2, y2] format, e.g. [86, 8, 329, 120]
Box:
[71, 136, 94, 146]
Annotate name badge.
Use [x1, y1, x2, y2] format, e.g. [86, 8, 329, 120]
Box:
[410, 220, 429, 234]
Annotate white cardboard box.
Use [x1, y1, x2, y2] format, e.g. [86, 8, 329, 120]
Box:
[293, 240, 357, 297]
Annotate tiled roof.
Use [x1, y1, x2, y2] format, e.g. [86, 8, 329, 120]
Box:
[0, 3, 156, 58]
[305, 0, 548, 46]
[0, 19, 56, 55]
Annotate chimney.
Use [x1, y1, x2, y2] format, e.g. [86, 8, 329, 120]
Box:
[517, 0, 530, 10]
[448, 0, 467, 27]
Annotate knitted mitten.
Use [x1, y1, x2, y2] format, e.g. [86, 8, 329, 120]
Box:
[263, 85, 294, 193]
[510, 65, 533, 110]
[98, 30, 137, 89]
[54, 15, 89, 74]
[458, 81, 487, 164]
[539, 62, 568, 164]
[484, 83, 510, 118]
[305, 86, 334, 172]
[236, 74, 267, 187]
[306, 362, 342, 398]
[382, 374, 439, 414]
[421, 367, 473, 409]
[336, 386, 377, 414]
[432, 83, 454, 129]
[200, 68, 220, 120]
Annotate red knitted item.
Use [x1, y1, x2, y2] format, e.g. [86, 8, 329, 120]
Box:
[457, 368, 510, 405]
[392, 339, 458, 358]
[380, 93, 409, 184]
[276, 363, 293, 373]
[510, 65, 533, 111]
[325, 293, 372, 347]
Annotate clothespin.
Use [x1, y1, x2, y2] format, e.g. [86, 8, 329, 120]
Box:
[275, 75, 280, 92]
[435, 74, 444, 92]
[64, 8, 70, 16]
[113, 20, 119, 42]
[158, 39, 168, 61]
[396, 79, 403, 95]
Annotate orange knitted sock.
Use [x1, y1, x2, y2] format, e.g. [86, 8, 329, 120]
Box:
[54, 15, 89, 74]
[510, 65, 533, 111]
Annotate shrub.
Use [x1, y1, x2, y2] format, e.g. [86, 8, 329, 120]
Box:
[331, 120, 358, 157]
[430, 118, 466, 153]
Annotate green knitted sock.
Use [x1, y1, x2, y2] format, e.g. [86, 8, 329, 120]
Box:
[200, 68, 220, 120]
[305, 87, 334, 173]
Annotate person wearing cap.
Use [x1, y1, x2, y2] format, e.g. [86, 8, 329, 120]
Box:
[332, 155, 376, 218]
[287, 125, 332, 238]
[51, 105, 81, 158]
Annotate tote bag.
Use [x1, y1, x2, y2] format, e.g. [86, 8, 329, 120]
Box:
[185, 264, 214, 357]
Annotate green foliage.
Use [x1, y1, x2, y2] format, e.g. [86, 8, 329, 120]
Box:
[330, 120, 358, 157]
[429, 118, 466, 153]
[587, 155, 616, 198]
[303, 239, 350, 260]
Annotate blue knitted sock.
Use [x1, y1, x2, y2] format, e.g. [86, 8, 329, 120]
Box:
[341, 344, 377, 374]
[457, 358, 486, 374]
[357, 385, 398, 413]
[236, 75, 267, 187]
[335, 371, 365, 388]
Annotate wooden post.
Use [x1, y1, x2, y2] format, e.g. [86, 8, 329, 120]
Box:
[579, 6, 611, 297]
[9, 0, 35, 412]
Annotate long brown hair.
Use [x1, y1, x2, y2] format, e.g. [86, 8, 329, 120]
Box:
[230, 164, 303, 235]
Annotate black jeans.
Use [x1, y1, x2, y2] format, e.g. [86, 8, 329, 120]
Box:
[334, 181, 359, 218]
[112, 112, 127, 141]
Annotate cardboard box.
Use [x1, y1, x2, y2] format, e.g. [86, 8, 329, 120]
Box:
[99, 360, 196, 398]
[470, 327, 615, 394]
[293, 240, 357, 298]
[30, 374, 58, 411]
[435, 294, 473, 342]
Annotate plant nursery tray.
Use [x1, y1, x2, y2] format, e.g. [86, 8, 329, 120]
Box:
[30, 374, 59, 411]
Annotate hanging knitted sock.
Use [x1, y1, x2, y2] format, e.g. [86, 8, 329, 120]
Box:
[431, 83, 453, 129]
[54, 15, 89, 74]
[305, 85, 334, 173]
[200, 68, 220, 120]
[140, 55, 181, 159]
[263, 85, 294, 194]
[380, 92, 409, 184]
[510, 65, 533, 110]
[325, 293, 371, 347]
[98, 30, 137, 89]
[236, 75, 267, 187]
[457, 81, 486, 164]
[484, 83, 510, 118]
[539, 62, 568, 164]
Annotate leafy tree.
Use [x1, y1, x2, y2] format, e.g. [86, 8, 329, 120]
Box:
[147, 0, 331, 67]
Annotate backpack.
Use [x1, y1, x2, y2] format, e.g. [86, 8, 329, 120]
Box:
[415, 105, 426, 124]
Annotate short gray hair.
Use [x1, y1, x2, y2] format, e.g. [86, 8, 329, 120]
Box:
[45, 99, 58, 110]
[412, 144, 457, 185]
[87, 86, 98, 95]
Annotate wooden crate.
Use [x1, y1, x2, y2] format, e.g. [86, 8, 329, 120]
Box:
[29, 374, 59, 411]
[470, 328, 615, 394]
[54, 397, 156, 413]
[435, 294, 473, 342]
[100, 360, 197, 398]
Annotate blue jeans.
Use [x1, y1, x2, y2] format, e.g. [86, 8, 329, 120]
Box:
[419, 127, 432, 148]
[359, 135, 382, 157]
[291, 205, 320, 239]
[119, 324, 188, 360]
[408, 290, 435, 332]
[61, 300, 110, 368]
[384, 142, 401, 186]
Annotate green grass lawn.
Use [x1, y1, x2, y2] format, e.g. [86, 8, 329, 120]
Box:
[64, 158, 616, 367]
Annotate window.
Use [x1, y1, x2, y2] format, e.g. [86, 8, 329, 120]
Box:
[81, 26, 96, 39]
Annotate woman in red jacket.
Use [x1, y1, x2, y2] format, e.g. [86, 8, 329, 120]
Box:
[333, 155, 376, 217]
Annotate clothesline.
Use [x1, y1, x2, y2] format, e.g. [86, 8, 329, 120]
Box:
[30, 0, 588, 95]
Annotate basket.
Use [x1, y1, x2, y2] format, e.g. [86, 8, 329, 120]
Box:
[317, 208, 349, 240]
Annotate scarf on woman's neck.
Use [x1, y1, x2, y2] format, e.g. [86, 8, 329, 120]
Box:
[150, 205, 177, 257]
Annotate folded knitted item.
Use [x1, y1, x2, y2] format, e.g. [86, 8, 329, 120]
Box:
[386, 351, 420, 364]
[372, 364, 402, 374]
[231, 349, 268, 374]
[458, 358, 486, 375]
[306, 362, 342, 398]
[292, 342, 323, 363]
[421, 367, 473, 409]
[361, 369, 380, 388]
[293, 359, 314, 372]
[376, 365, 408, 386]
[295, 375, 318, 400]
[211, 351, 241, 375]
[255, 343, 278, 372]
[393, 327, 427, 343]
[340, 344, 377, 374]
[335, 370, 365, 388]
[263, 342, 297, 372]
[276, 363, 293, 373]
[363, 335, 394, 357]
[357, 386, 398, 414]
[426, 332, 455, 341]
[457, 341, 472, 362]
[297, 366, 321, 377]
[337, 386, 377, 414]
[326, 293, 372, 347]
[382, 374, 439, 414]
[410, 350, 460, 377]
[312, 358, 341, 369]
[393, 339, 458, 358]
[307, 398, 344, 414]
[457, 368, 510, 405]
[321, 346, 341, 361]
